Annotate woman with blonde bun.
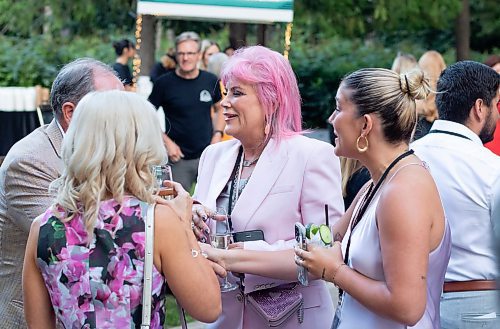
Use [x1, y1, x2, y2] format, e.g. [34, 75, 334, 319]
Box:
[296, 68, 451, 329]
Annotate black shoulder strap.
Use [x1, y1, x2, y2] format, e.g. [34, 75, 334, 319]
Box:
[428, 129, 472, 141]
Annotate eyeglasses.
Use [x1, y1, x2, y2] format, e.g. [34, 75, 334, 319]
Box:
[176, 52, 198, 58]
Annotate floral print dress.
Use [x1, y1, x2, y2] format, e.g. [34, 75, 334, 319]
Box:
[36, 196, 167, 329]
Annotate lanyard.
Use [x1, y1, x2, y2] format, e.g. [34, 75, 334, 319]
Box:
[227, 146, 243, 231]
[428, 129, 472, 141]
[339, 150, 415, 298]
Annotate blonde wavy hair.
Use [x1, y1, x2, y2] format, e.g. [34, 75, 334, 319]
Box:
[391, 52, 418, 74]
[51, 90, 166, 241]
[340, 157, 362, 198]
[416, 51, 446, 121]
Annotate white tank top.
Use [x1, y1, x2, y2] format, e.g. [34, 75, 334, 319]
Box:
[337, 163, 451, 329]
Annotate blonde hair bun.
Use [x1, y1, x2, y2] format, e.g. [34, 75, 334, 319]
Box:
[399, 68, 431, 101]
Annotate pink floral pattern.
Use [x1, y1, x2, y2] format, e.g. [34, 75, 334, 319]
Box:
[37, 196, 166, 328]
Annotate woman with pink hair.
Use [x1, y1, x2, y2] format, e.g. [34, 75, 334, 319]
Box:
[191, 46, 345, 328]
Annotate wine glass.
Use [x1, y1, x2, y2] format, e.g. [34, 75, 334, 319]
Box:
[152, 164, 174, 199]
[210, 207, 239, 292]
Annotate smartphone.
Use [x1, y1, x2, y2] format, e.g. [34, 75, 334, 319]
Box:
[232, 230, 265, 243]
[295, 222, 309, 286]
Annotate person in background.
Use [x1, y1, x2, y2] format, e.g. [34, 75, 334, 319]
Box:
[224, 46, 235, 57]
[0, 58, 123, 329]
[484, 55, 500, 73]
[484, 54, 500, 155]
[412, 61, 500, 329]
[148, 31, 225, 191]
[193, 46, 344, 328]
[297, 68, 450, 329]
[340, 157, 370, 209]
[391, 52, 418, 74]
[112, 39, 135, 91]
[207, 52, 229, 80]
[150, 48, 177, 83]
[200, 39, 220, 70]
[207, 52, 232, 141]
[413, 50, 446, 140]
[22, 90, 222, 329]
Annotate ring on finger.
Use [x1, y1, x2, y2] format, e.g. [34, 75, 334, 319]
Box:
[191, 222, 195, 230]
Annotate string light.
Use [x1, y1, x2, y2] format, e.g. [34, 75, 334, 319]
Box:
[283, 22, 293, 60]
[132, 14, 143, 86]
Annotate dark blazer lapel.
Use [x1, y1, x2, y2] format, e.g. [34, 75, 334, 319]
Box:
[45, 119, 63, 159]
[233, 138, 288, 231]
[204, 141, 242, 208]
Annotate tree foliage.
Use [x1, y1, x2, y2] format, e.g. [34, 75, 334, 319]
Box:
[0, 0, 136, 37]
[294, 0, 462, 39]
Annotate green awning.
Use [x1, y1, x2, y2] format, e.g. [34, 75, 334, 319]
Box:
[137, 0, 294, 23]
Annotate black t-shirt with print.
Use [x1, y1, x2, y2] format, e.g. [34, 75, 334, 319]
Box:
[148, 70, 222, 159]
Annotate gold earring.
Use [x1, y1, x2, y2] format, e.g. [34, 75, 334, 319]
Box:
[356, 136, 369, 153]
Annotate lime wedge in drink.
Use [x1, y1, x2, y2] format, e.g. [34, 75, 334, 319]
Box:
[319, 224, 332, 246]
[305, 223, 319, 239]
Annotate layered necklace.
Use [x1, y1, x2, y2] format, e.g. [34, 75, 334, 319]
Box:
[242, 157, 259, 167]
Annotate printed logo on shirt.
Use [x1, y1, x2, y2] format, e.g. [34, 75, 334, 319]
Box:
[199, 90, 212, 102]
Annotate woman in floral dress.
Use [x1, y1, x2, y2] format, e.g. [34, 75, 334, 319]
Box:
[22, 91, 222, 328]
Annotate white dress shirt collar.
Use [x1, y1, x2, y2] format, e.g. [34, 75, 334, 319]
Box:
[430, 120, 482, 146]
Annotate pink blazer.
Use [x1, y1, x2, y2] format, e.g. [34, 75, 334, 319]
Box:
[194, 135, 344, 329]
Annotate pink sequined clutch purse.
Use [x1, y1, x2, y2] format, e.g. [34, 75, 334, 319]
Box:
[247, 283, 304, 327]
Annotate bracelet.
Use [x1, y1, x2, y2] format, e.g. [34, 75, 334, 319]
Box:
[191, 249, 208, 259]
[330, 263, 347, 286]
[213, 130, 224, 137]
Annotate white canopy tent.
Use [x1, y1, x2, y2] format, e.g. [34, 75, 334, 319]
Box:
[137, 0, 294, 24]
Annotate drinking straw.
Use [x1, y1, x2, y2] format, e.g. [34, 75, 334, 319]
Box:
[325, 204, 329, 226]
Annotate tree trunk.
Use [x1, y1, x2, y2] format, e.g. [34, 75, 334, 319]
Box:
[257, 24, 267, 46]
[455, 0, 470, 61]
[229, 23, 247, 49]
[139, 14, 156, 76]
[155, 19, 163, 58]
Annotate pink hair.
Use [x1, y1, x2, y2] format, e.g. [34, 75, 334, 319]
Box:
[220, 46, 303, 141]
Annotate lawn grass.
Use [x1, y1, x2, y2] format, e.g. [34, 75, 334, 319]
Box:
[165, 295, 195, 327]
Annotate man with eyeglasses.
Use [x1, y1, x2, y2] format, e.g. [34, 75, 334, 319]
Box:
[149, 31, 224, 190]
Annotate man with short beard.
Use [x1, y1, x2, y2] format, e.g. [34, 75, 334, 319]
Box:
[412, 61, 500, 329]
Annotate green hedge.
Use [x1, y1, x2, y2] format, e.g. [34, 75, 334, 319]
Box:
[0, 35, 121, 87]
[0, 33, 495, 128]
[291, 33, 455, 128]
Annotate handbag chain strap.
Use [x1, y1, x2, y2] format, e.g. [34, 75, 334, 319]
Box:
[141, 203, 189, 328]
[141, 203, 156, 328]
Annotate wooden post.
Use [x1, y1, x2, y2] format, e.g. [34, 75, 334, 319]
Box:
[229, 23, 247, 49]
[455, 0, 470, 61]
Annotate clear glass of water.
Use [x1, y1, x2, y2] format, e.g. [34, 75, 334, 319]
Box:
[210, 207, 238, 292]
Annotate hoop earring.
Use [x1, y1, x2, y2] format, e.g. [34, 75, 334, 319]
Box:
[356, 136, 369, 153]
